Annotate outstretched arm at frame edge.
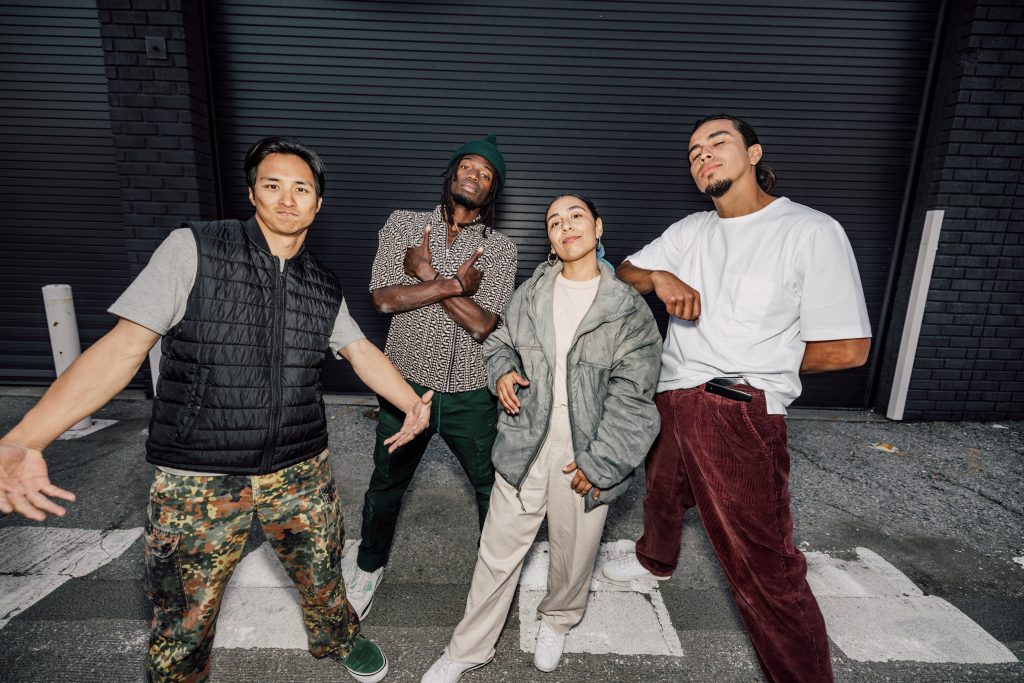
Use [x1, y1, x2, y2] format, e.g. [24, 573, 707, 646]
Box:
[0, 318, 160, 520]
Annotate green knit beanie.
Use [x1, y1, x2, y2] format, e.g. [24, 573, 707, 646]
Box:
[449, 133, 506, 186]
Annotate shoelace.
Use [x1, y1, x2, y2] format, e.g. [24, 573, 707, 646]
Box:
[614, 555, 637, 570]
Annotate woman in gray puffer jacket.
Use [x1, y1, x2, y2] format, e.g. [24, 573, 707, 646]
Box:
[422, 195, 662, 683]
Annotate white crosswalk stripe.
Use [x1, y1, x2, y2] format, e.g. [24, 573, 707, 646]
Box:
[518, 539, 683, 656]
[207, 537, 1018, 666]
[213, 541, 310, 650]
[0, 526, 141, 629]
[0, 523, 1016, 666]
[806, 548, 1017, 663]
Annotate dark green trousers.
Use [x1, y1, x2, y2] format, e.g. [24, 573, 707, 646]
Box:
[358, 381, 498, 572]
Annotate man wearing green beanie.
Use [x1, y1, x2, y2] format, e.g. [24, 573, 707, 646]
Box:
[349, 135, 518, 620]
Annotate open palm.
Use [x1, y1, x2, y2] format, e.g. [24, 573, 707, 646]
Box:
[0, 443, 75, 521]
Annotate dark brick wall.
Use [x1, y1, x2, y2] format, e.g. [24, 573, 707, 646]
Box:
[878, 0, 1024, 421]
[97, 0, 218, 277]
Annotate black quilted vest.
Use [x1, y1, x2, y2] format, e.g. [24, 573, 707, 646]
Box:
[145, 218, 343, 474]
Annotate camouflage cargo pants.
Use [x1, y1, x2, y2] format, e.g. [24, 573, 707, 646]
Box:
[144, 451, 358, 682]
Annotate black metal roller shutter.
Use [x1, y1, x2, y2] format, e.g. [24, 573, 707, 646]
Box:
[206, 0, 939, 406]
[0, 2, 128, 384]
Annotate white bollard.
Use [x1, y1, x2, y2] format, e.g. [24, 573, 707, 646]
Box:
[41, 285, 93, 431]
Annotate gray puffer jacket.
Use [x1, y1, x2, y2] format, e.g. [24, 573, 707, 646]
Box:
[484, 259, 662, 510]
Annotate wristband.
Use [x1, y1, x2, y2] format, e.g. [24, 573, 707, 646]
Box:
[452, 274, 466, 294]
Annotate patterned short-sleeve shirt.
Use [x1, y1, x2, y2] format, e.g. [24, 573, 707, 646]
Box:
[370, 205, 518, 393]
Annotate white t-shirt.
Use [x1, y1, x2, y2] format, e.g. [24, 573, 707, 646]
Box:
[552, 273, 601, 408]
[626, 197, 871, 414]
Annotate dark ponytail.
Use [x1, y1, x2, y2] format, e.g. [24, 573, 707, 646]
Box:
[756, 164, 777, 193]
[692, 114, 777, 192]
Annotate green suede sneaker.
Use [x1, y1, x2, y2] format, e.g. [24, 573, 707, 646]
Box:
[330, 635, 389, 683]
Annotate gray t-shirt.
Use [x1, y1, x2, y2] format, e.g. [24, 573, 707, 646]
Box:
[109, 228, 365, 354]
[109, 227, 365, 477]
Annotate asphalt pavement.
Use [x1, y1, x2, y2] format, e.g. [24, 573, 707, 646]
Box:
[0, 388, 1021, 682]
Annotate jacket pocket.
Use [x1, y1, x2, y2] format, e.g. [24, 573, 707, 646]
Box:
[315, 384, 327, 432]
[176, 365, 210, 443]
[143, 518, 188, 614]
[573, 360, 611, 422]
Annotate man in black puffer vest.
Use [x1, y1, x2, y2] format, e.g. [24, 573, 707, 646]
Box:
[0, 137, 431, 683]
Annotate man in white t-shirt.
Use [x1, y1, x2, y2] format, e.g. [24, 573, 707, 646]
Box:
[603, 115, 871, 683]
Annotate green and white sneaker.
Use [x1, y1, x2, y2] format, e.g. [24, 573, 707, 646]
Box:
[348, 565, 384, 620]
[330, 635, 389, 683]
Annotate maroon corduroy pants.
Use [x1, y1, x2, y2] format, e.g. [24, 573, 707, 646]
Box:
[636, 386, 833, 683]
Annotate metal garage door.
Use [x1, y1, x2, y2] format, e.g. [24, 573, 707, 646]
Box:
[0, 2, 128, 384]
[205, 0, 940, 406]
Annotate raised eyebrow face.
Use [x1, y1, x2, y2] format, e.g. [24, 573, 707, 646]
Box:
[688, 129, 735, 156]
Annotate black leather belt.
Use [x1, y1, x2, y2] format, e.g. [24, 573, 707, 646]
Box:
[704, 377, 752, 402]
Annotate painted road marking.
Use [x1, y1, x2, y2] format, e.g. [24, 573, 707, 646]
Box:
[213, 539, 362, 650]
[209, 538, 1016, 666]
[0, 526, 141, 629]
[806, 547, 1017, 663]
[214, 540, 308, 649]
[519, 539, 683, 656]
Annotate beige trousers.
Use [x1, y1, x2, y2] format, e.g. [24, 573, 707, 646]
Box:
[447, 405, 610, 663]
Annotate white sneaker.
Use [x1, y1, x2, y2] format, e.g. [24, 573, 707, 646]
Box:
[420, 649, 489, 683]
[601, 553, 671, 582]
[347, 565, 384, 620]
[533, 621, 565, 673]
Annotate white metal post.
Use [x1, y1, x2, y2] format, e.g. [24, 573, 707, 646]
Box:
[887, 210, 945, 421]
[41, 285, 93, 432]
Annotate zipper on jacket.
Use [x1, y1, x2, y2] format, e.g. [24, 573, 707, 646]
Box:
[511, 267, 560, 507]
[260, 258, 286, 473]
[513, 370, 555, 506]
[512, 267, 635, 506]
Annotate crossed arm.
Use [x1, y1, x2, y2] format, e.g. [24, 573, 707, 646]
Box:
[616, 260, 870, 372]
[371, 226, 500, 342]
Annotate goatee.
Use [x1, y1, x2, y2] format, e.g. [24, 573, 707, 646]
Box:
[705, 179, 733, 198]
[453, 189, 484, 210]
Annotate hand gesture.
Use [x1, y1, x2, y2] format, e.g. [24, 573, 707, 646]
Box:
[383, 390, 434, 453]
[496, 370, 530, 414]
[0, 443, 76, 521]
[403, 225, 437, 282]
[563, 460, 600, 499]
[454, 247, 484, 296]
[651, 271, 701, 321]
